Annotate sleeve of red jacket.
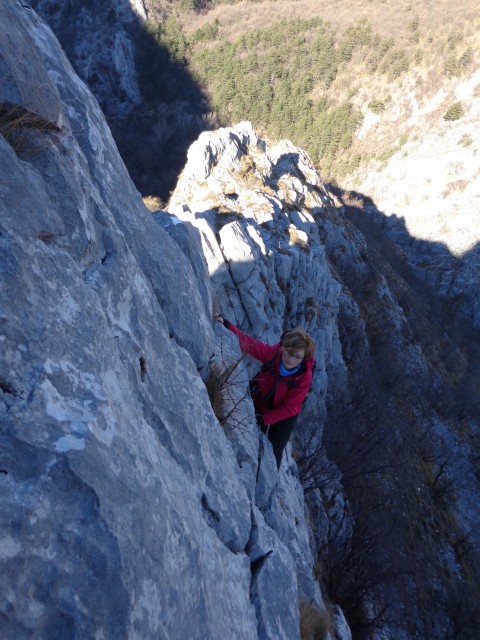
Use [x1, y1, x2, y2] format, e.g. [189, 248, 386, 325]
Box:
[227, 323, 277, 364]
[262, 371, 312, 424]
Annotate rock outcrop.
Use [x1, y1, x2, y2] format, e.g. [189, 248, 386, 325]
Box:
[163, 125, 480, 639]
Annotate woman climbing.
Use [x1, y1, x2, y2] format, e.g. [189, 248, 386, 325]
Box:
[214, 314, 315, 469]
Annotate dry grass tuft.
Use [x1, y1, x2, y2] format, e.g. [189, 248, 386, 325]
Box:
[0, 101, 60, 159]
[143, 195, 167, 211]
[289, 225, 310, 251]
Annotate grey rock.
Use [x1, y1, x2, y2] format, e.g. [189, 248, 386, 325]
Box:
[169, 122, 351, 631]
[112, 29, 142, 106]
[170, 123, 347, 380]
[0, 4, 363, 639]
[0, 2, 63, 129]
[247, 507, 301, 640]
[255, 433, 279, 509]
[28, 0, 142, 116]
[153, 210, 213, 361]
[333, 605, 353, 640]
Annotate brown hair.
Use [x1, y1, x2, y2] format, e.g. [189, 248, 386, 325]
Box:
[282, 328, 315, 360]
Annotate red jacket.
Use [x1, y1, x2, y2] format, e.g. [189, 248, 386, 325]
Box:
[227, 323, 314, 425]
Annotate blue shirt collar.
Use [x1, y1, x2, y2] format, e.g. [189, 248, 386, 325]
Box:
[279, 360, 301, 376]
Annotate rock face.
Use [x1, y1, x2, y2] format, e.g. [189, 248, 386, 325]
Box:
[27, 0, 143, 116]
[169, 123, 345, 371]
[0, 2, 344, 639]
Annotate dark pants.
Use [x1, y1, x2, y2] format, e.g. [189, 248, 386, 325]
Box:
[256, 414, 298, 469]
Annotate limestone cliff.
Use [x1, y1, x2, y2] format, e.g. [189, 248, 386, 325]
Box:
[1, 2, 346, 638]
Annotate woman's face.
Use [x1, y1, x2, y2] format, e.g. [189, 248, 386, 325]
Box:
[281, 346, 305, 370]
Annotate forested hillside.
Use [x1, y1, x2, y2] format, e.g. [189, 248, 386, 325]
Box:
[179, 0, 479, 182]
[28, 0, 479, 200]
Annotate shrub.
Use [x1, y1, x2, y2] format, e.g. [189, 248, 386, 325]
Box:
[389, 50, 409, 79]
[189, 18, 220, 45]
[458, 133, 473, 147]
[458, 48, 474, 70]
[205, 352, 251, 430]
[143, 195, 166, 211]
[343, 190, 364, 209]
[299, 601, 335, 640]
[414, 48, 423, 64]
[160, 15, 189, 63]
[408, 16, 420, 44]
[447, 31, 464, 50]
[368, 99, 386, 114]
[443, 102, 464, 121]
[376, 133, 407, 165]
[445, 48, 473, 77]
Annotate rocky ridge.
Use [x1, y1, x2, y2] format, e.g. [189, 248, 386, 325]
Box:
[159, 115, 480, 640]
